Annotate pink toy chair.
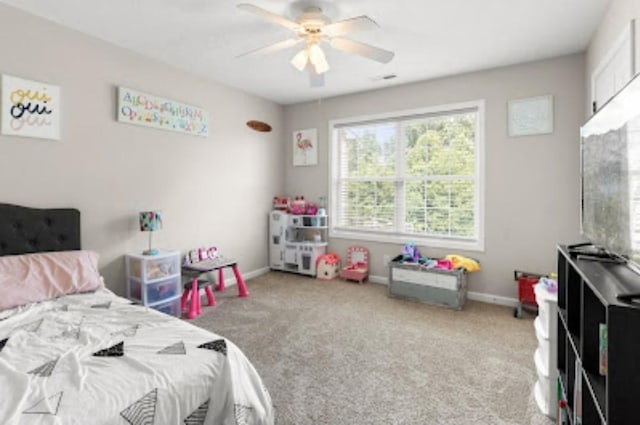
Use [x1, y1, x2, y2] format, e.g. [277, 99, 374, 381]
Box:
[340, 245, 369, 284]
[181, 278, 216, 319]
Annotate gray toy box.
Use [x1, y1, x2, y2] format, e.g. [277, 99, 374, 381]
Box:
[388, 258, 467, 310]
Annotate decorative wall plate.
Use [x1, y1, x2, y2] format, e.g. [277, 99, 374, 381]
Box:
[246, 120, 272, 132]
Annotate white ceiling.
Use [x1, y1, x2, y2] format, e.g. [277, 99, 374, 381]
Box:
[0, 0, 610, 105]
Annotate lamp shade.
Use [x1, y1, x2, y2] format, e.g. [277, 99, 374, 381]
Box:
[291, 48, 309, 71]
[139, 211, 162, 232]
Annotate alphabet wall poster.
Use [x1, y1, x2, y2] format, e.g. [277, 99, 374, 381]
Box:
[116, 86, 209, 137]
[1, 75, 61, 140]
[293, 128, 318, 166]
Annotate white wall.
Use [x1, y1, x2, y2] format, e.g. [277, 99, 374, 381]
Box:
[0, 4, 285, 295]
[284, 54, 585, 300]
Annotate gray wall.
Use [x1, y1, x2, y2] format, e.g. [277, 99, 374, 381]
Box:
[0, 4, 285, 296]
[1, 2, 619, 303]
[284, 54, 585, 302]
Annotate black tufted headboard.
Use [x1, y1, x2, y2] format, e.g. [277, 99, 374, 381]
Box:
[0, 203, 81, 256]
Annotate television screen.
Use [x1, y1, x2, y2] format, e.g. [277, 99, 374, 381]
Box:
[581, 73, 640, 266]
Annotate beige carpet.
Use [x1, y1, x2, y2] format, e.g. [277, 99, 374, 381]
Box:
[191, 272, 554, 425]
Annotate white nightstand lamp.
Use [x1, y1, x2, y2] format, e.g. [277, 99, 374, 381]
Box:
[139, 210, 162, 256]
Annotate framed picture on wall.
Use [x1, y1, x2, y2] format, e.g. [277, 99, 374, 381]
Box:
[508, 95, 554, 137]
[1, 74, 61, 140]
[293, 128, 318, 166]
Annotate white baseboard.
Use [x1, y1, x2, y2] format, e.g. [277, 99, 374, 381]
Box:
[368, 274, 388, 285]
[245, 267, 271, 280]
[367, 274, 519, 307]
[467, 291, 519, 307]
[215, 266, 270, 287]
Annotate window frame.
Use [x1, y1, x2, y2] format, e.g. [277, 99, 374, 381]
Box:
[328, 100, 485, 252]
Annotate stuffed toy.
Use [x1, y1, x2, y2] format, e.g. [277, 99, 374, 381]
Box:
[273, 196, 289, 211]
[289, 196, 307, 215]
[402, 242, 420, 263]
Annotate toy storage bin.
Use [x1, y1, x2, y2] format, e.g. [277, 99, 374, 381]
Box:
[513, 270, 548, 318]
[534, 318, 553, 371]
[532, 281, 558, 419]
[534, 283, 557, 332]
[533, 349, 553, 416]
[388, 258, 467, 310]
[149, 295, 181, 317]
[128, 275, 180, 305]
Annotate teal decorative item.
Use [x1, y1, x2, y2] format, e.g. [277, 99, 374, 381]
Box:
[139, 211, 163, 255]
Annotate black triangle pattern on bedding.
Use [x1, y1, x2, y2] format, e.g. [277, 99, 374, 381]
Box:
[16, 318, 43, 333]
[61, 326, 80, 340]
[58, 315, 84, 340]
[93, 341, 124, 357]
[157, 341, 186, 355]
[120, 388, 157, 425]
[234, 404, 254, 425]
[197, 339, 227, 356]
[28, 358, 59, 377]
[0, 270, 269, 423]
[184, 399, 210, 425]
[111, 324, 139, 338]
[23, 391, 64, 415]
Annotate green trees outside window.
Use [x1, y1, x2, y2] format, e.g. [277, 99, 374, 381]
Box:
[334, 106, 480, 242]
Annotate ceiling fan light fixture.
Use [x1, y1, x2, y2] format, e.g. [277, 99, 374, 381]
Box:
[291, 49, 309, 71]
[313, 56, 330, 74]
[237, 3, 394, 86]
[308, 43, 329, 74]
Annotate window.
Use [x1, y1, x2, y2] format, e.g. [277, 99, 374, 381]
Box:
[329, 100, 484, 251]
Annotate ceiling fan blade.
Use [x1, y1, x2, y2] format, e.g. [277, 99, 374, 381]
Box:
[323, 16, 379, 37]
[309, 68, 325, 88]
[237, 3, 300, 32]
[236, 38, 302, 58]
[330, 37, 394, 63]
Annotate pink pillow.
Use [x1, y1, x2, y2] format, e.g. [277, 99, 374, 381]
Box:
[0, 250, 104, 310]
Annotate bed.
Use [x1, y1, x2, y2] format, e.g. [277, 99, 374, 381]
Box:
[0, 203, 274, 425]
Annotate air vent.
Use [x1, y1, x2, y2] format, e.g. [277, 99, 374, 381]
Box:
[370, 73, 397, 82]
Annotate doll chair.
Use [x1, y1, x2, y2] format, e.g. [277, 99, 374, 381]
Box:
[340, 245, 369, 284]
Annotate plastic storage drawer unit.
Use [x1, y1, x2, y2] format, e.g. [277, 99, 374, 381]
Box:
[128, 275, 180, 305]
[127, 251, 180, 281]
[149, 295, 181, 317]
[125, 250, 181, 308]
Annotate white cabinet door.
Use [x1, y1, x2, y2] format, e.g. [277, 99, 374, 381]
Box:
[284, 246, 297, 264]
[592, 20, 637, 112]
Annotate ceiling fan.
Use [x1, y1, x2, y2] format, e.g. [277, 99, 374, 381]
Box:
[237, 3, 394, 87]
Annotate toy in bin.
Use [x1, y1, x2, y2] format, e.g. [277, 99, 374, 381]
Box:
[513, 270, 547, 318]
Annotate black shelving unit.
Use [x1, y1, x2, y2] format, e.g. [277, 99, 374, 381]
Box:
[557, 245, 640, 425]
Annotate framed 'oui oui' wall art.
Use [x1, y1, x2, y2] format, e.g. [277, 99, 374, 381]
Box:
[1, 74, 61, 140]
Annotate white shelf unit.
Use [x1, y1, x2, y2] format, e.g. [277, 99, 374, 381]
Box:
[533, 282, 558, 419]
[269, 211, 327, 276]
[125, 250, 182, 316]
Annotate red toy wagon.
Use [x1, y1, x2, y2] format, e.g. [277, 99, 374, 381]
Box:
[513, 270, 547, 318]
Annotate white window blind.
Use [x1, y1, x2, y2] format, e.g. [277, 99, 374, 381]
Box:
[329, 101, 485, 251]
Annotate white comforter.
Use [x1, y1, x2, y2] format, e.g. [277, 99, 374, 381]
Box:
[0, 289, 274, 425]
